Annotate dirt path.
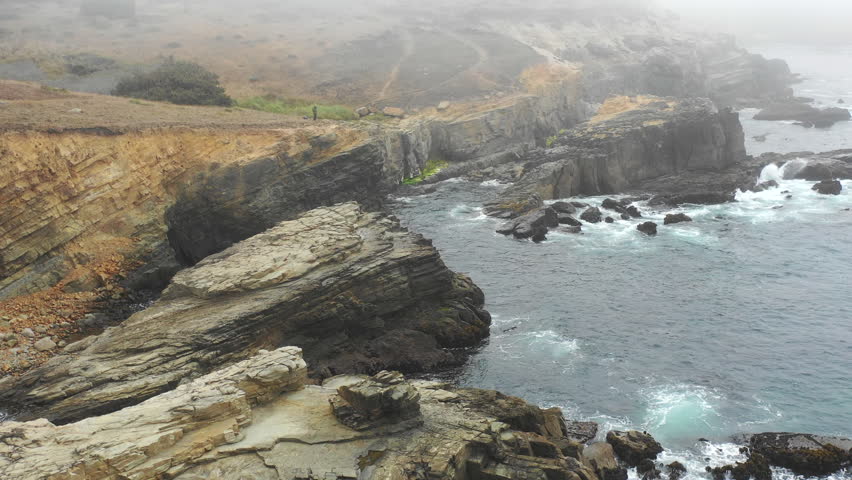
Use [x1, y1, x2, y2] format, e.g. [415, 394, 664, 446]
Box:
[377, 30, 415, 102]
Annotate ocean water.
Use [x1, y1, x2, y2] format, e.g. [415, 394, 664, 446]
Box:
[392, 46, 852, 479]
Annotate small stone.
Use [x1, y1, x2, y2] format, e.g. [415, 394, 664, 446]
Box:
[35, 325, 48, 334]
[437, 101, 451, 111]
[21, 328, 35, 338]
[34, 338, 57, 351]
[6, 338, 18, 348]
[68, 108, 83, 114]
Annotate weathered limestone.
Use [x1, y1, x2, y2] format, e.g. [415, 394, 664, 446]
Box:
[0, 347, 307, 480]
[0, 203, 490, 423]
[0, 348, 604, 480]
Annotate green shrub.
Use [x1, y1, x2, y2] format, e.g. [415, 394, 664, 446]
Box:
[113, 60, 232, 106]
[403, 158, 449, 185]
[236, 96, 357, 120]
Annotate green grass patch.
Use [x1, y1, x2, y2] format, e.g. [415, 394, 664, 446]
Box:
[236, 96, 358, 121]
[403, 158, 449, 185]
[129, 98, 152, 106]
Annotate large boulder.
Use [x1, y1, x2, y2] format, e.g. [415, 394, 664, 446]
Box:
[484, 193, 545, 219]
[497, 207, 558, 242]
[583, 442, 628, 480]
[637, 222, 658, 236]
[551, 201, 578, 215]
[330, 371, 421, 430]
[605, 430, 663, 466]
[580, 207, 603, 223]
[707, 453, 772, 480]
[0, 203, 491, 424]
[812, 179, 842, 195]
[664, 213, 693, 225]
[747, 432, 852, 477]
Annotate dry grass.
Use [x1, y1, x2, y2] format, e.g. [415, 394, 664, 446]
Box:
[591, 95, 676, 123]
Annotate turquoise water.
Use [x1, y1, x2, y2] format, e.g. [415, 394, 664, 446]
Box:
[391, 45, 852, 479]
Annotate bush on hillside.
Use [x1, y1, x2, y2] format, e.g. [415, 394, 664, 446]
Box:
[113, 60, 232, 106]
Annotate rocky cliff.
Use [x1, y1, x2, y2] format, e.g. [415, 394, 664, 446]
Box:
[481, 96, 746, 215]
[0, 203, 490, 423]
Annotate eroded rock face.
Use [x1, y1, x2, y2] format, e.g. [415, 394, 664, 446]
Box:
[1, 348, 604, 480]
[485, 97, 747, 212]
[0, 203, 490, 424]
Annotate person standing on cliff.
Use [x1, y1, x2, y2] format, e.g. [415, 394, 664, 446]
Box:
[312, 105, 318, 121]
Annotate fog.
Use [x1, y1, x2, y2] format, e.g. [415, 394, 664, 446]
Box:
[656, 0, 852, 45]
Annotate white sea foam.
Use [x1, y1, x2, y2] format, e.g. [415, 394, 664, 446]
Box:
[480, 179, 509, 187]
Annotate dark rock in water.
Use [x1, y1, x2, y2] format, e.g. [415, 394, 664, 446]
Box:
[754, 102, 851, 128]
[747, 432, 852, 477]
[649, 192, 736, 206]
[637, 458, 660, 480]
[637, 222, 658, 236]
[571, 202, 590, 209]
[583, 442, 628, 480]
[707, 453, 772, 480]
[606, 430, 663, 466]
[580, 207, 603, 223]
[840, 99, 846, 104]
[497, 207, 558, 242]
[484, 193, 545, 219]
[752, 180, 779, 192]
[752, 134, 768, 142]
[626, 205, 642, 218]
[620, 213, 631, 220]
[664, 213, 693, 225]
[812, 180, 842, 195]
[601, 198, 623, 211]
[557, 213, 582, 226]
[560, 226, 582, 234]
[795, 121, 814, 128]
[605, 217, 614, 224]
[796, 163, 834, 181]
[786, 195, 793, 199]
[667, 461, 687, 480]
[551, 201, 577, 214]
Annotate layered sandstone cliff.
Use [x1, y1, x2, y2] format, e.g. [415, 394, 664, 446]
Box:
[0, 203, 490, 423]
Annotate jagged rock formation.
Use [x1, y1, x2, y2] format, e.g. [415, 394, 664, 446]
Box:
[481, 97, 746, 220]
[758, 150, 852, 180]
[746, 432, 852, 477]
[0, 347, 608, 480]
[0, 203, 490, 423]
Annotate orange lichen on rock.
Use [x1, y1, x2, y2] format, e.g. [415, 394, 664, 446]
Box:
[591, 95, 677, 124]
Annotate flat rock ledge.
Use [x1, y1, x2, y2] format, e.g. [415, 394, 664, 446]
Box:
[1, 347, 610, 480]
[0, 202, 490, 424]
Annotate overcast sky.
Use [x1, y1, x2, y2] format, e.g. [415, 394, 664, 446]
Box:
[655, 0, 852, 45]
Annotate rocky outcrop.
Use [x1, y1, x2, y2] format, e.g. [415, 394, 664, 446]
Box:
[330, 370, 422, 430]
[583, 442, 628, 480]
[0, 346, 308, 480]
[757, 150, 852, 181]
[664, 213, 693, 225]
[496, 207, 558, 242]
[484, 97, 747, 210]
[754, 102, 851, 128]
[746, 432, 852, 477]
[813, 180, 843, 195]
[637, 222, 658, 236]
[0, 203, 490, 423]
[605, 430, 663, 466]
[0, 347, 605, 480]
[707, 453, 772, 480]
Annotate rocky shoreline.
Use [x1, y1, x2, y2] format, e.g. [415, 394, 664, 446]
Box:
[2, 5, 851, 477]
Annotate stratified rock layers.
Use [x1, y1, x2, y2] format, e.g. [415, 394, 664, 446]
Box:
[0, 203, 490, 423]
